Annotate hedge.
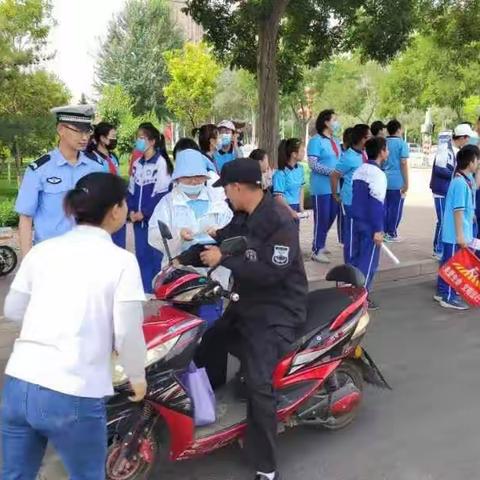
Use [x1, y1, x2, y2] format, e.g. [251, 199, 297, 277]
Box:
[0, 197, 18, 227]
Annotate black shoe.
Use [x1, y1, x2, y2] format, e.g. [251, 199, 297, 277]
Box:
[255, 474, 280, 480]
[367, 297, 379, 311]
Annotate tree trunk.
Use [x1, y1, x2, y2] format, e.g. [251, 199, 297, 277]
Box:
[13, 136, 22, 185]
[257, 0, 290, 167]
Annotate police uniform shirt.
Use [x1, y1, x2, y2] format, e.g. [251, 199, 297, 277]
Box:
[15, 148, 104, 244]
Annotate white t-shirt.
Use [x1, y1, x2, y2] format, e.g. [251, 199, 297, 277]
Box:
[5, 225, 146, 398]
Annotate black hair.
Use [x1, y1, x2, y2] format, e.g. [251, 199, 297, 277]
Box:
[370, 121, 385, 137]
[249, 148, 268, 162]
[278, 138, 303, 170]
[456, 145, 480, 171]
[386, 119, 402, 136]
[351, 124, 371, 147]
[64, 172, 127, 226]
[342, 127, 354, 150]
[192, 124, 218, 153]
[365, 137, 387, 160]
[138, 122, 173, 174]
[93, 122, 115, 144]
[315, 109, 335, 134]
[173, 137, 200, 160]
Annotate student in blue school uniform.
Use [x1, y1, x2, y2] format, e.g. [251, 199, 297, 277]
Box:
[350, 137, 388, 311]
[435, 145, 479, 310]
[213, 120, 244, 172]
[430, 124, 475, 257]
[384, 119, 410, 242]
[89, 122, 127, 248]
[15, 105, 104, 257]
[330, 124, 371, 264]
[273, 138, 305, 219]
[127, 123, 173, 294]
[308, 109, 341, 264]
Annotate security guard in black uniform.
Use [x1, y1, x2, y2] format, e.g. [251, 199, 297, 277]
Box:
[199, 158, 308, 480]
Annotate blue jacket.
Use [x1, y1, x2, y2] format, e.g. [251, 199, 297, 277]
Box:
[430, 141, 456, 197]
[127, 152, 172, 219]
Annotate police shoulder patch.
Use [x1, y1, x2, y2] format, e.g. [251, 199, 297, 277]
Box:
[84, 150, 103, 165]
[28, 154, 51, 171]
[272, 245, 290, 266]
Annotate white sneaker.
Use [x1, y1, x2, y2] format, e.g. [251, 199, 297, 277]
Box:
[311, 252, 331, 264]
[439, 298, 469, 310]
[321, 248, 331, 255]
[433, 294, 442, 303]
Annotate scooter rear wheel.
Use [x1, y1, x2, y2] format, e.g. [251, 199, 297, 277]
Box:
[302, 360, 363, 431]
[0, 246, 17, 276]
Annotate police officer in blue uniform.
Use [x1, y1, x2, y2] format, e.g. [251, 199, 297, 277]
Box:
[198, 159, 308, 480]
[15, 105, 104, 256]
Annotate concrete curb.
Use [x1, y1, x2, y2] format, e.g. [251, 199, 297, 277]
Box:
[308, 258, 438, 291]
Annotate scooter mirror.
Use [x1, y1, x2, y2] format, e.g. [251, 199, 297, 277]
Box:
[158, 220, 173, 240]
[220, 236, 248, 256]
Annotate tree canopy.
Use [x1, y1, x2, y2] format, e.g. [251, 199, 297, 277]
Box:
[95, 0, 183, 121]
[163, 42, 221, 128]
[185, 0, 422, 163]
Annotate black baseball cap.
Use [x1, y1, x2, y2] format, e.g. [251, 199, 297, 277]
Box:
[213, 157, 262, 187]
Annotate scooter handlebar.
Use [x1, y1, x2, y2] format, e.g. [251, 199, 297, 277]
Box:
[212, 285, 240, 302]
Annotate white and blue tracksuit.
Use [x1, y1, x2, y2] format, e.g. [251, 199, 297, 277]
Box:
[127, 152, 171, 293]
[308, 134, 341, 253]
[430, 140, 457, 255]
[350, 160, 387, 291]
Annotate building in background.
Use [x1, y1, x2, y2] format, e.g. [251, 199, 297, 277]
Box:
[169, 0, 203, 43]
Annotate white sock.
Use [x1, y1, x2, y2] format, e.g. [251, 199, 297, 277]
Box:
[256, 472, 276, 480]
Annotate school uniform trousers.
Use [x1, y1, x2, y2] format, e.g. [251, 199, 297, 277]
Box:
[437, 243, 461, 302]
[384, 190, 405, 238]
[312, 194, 339, 253]
[433, 196, 445, 255]
[349, 220, 380, 291]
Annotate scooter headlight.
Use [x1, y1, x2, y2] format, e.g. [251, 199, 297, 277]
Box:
[111, 336, 179, 387]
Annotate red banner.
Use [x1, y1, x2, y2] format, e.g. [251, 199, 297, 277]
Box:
[439, 248, 480, 306]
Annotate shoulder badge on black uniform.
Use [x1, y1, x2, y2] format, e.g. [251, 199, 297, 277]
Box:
[28, 154, 51, 171]
[272, 245, 290, 266]
[84, 150, 103, 165]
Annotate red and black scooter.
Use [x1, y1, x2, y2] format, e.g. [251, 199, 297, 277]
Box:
[105, 223, 391, 480]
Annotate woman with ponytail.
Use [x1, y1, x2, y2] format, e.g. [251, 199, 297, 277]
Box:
[272, 138, 306, 220]
[127, 122, 173, 293]
[2, 172, 147, 479]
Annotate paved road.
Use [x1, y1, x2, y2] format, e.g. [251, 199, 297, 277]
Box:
[156, 280, 480, 480]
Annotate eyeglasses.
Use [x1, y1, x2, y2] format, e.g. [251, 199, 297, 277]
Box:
[64, 125, 93, 136]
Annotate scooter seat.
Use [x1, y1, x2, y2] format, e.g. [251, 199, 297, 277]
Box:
[301, 288, 352, 336]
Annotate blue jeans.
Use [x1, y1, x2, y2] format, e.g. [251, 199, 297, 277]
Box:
[1, 376, 107, 480]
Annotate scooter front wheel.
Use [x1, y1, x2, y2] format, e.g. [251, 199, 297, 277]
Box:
[300, 360, 363, 431]
[106, 430, 158, 480]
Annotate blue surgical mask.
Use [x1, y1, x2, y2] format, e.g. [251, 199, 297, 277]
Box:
[331, 120, 341, 132]
[135, 138, 147, 152]
[177, 182, 205, 196]
[220, 133, 232, 148]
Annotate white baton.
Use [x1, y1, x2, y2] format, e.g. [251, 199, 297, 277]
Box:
[381, 243, 400, 265]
